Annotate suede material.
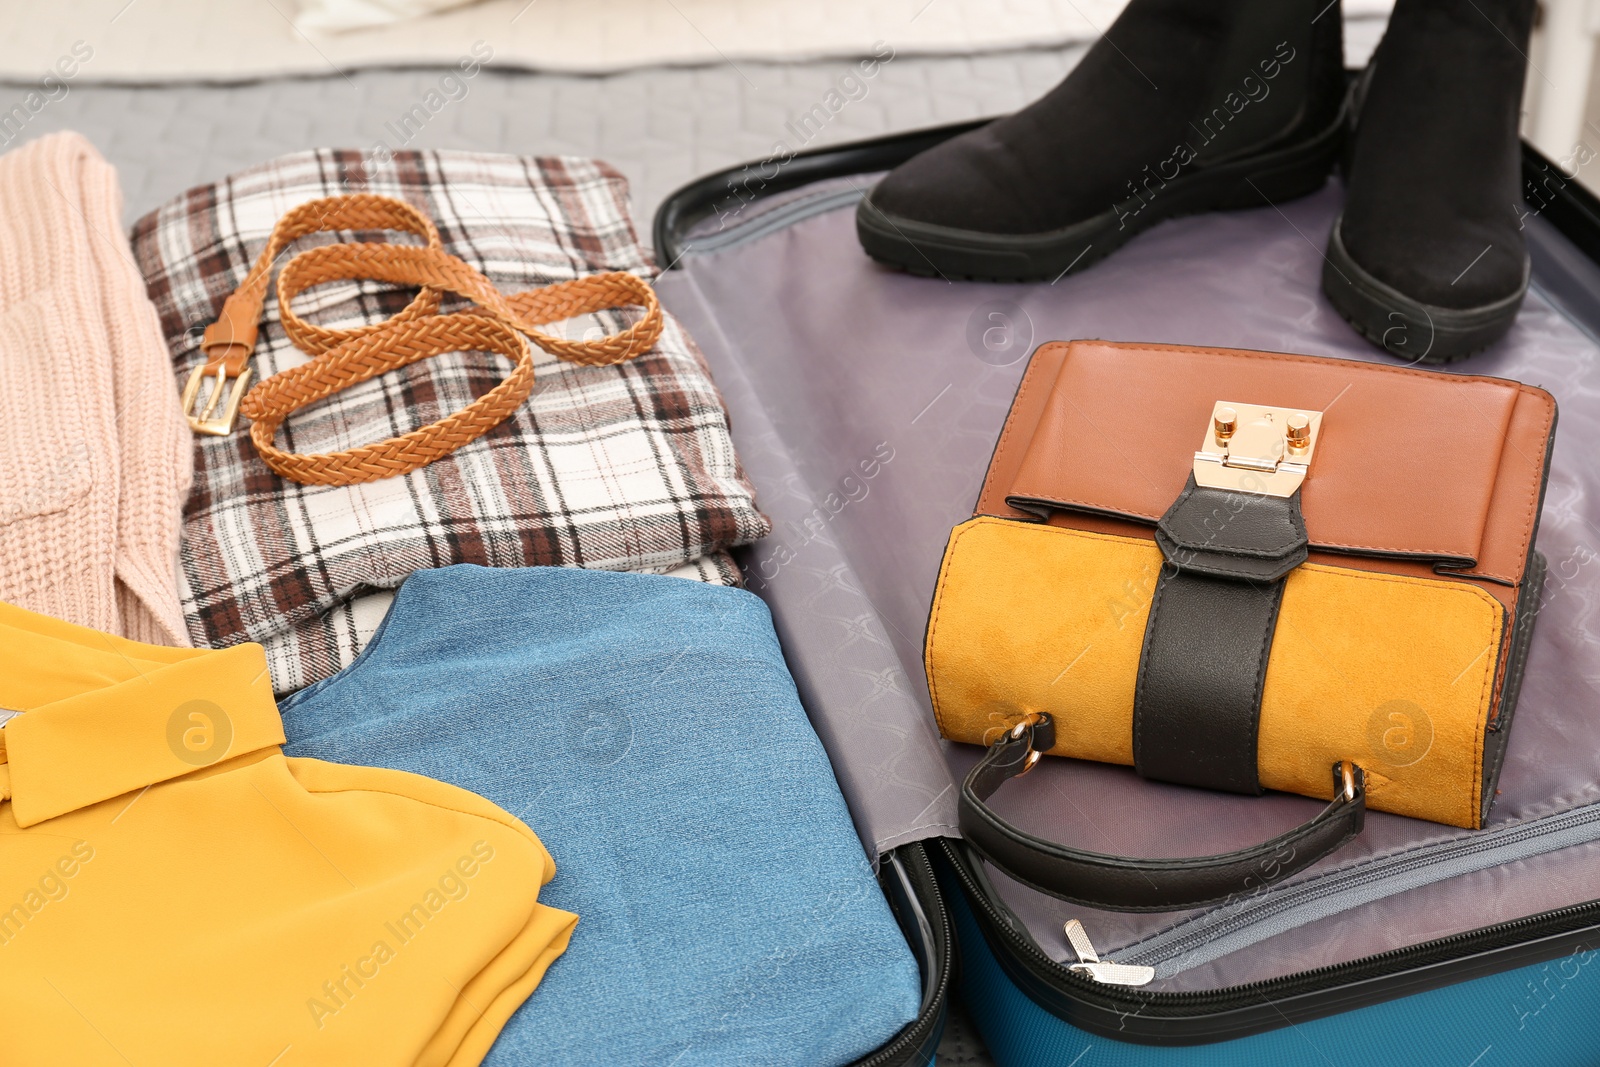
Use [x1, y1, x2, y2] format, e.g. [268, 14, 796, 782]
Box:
[868, 0, 1342, 235]
[928, 519, 1151, 767]
[927, 518, 1503, 829]
[1262, 555, 1501, 829]
[1339, 0, 1536, 309]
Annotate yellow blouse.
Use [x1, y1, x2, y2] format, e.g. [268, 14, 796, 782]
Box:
[0, 601, 575, 1066]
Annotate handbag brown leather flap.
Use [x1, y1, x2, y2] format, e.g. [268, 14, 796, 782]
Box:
[979, 340, 1556, 584]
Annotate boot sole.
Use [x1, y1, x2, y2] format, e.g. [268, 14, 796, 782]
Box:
[1321, 218, 1529, 364]
[855, 103, 1347, 283]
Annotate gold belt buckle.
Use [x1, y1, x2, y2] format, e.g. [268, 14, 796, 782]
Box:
[1193, 400, 1323, 498]
[181, 363, 253, 436]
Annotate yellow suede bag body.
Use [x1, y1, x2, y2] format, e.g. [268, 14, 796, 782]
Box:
[928, 340, 1555, 855]
[929, 517, 1505, 828]
[0, 601, 576, 1067]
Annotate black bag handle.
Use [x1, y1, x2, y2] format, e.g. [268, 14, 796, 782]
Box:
[958, 714, 1366, 913]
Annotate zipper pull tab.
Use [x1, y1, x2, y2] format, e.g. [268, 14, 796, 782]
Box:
[1064, 919, 1155, 987]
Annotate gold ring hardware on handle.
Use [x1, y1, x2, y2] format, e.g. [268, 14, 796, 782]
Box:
[1338, 760, 1358, 803]
[1193, 400, 1324, 498]
[1008, 714, 1046, 776]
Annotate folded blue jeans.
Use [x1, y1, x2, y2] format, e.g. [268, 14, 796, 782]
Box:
[280, 564, 921, 1067]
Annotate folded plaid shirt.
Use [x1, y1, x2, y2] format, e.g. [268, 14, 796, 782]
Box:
[132, 149, 766, 691]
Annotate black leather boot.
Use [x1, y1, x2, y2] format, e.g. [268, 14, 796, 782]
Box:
[1323, 0, 1536, 362]
[856, 0, 1347, 281]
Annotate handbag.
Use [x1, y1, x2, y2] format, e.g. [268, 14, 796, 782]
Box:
[925, 340, 1556, 912]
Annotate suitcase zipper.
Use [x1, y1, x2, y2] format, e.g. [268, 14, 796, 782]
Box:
[1062, 919, 1155, 986]
[941, 836, 1600, 1022]
[1118, 798, 1600, 977]
[852, 843, 953, 1067]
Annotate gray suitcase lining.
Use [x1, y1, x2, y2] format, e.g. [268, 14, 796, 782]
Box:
[657, 173, 1600, 993]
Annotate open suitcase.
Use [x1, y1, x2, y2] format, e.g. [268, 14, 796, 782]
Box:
[652, 122, 1600, 1065]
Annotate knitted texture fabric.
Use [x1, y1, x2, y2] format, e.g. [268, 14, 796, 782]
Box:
[0, 132, 191, 645]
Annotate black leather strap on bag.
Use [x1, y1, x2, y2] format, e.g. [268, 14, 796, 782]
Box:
[1133, 477, 1306, 795]
[958, 713, 1366, 913]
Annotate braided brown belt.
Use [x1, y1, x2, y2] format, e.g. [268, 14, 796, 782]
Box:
[182, 193, 664, 486]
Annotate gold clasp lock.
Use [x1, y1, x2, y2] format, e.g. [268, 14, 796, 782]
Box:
[181, 363, 253, 436]
[1193, 401, 1322, 498]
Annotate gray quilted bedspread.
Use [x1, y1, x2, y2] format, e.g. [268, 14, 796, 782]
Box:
[0, 49, 1082, 244]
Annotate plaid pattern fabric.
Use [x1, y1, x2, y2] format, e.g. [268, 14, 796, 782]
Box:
[132, 148, 767, 691]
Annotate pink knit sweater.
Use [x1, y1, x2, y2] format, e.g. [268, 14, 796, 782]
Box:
[0, 132, 192, 645]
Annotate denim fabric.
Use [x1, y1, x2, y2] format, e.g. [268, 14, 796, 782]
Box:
[280, 564, 921, 1067]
